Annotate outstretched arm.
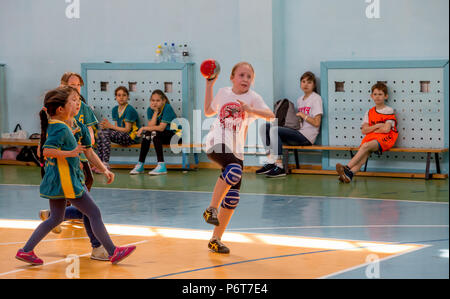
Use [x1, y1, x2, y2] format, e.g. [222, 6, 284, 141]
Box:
[204, 77, 218, 117]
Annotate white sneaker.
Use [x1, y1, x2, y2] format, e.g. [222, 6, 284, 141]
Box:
[130, 162, 144, 175]
[149, 163, 167, 175]
[90, 245, 109, 261]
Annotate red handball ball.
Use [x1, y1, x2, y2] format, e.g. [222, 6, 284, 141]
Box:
[200, 59, 221, 80]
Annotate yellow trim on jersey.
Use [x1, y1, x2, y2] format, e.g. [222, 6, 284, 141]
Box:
[118, 104, 129, 119]
[56, 157, 76, 199]
[48, 119, 72, 130]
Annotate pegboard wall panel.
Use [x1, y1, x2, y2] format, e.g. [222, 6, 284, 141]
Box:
[327, 68, 445, 148]
[81, 63, 196, 164]
[87, 69, 183, 126]
[0, 64, 6, 135]
[321, 60, 449, 173]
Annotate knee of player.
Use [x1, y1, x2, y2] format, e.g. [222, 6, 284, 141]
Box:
[221, 189, 240, 210]
[221, 163, 243, 186]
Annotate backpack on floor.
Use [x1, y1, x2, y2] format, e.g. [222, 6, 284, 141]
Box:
[274, 99, 300, 130]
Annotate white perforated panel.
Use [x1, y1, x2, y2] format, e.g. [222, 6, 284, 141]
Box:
[326, 67, 446, 172]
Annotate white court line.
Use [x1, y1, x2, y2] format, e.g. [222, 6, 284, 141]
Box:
[0, 240, 148, 277]
[319, 244, 431, 279]
[0, 183, 448, 205]
[227, 225, 450, 231]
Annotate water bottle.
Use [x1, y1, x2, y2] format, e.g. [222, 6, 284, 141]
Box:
[169, 43, 177, 62]
[155, 49, 162, 63]
[162, 42, 169, 62]
[182, 44, 190, 63]
[177, 44, 184, 62]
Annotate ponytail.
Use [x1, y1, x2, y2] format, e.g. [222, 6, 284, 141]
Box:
[39, 109, 48, 178]
[39, 85, 76, 178]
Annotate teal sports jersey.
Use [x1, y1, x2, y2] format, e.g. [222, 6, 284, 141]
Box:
[40, 120, 85, 200]
[72, 119, 92, 162]
[76, 101, 98, 127]
[112, 104, 141, 140]
[147, 103, 178, 132]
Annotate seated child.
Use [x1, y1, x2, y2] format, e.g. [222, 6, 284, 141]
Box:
[130, 90, 180, 175]
[96, 86, 141, 169]
[336, 82, 398, 183]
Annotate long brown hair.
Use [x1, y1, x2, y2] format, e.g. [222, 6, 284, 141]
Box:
[39, 86, 77, 176]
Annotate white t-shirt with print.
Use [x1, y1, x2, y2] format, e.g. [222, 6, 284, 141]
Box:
[205, 87, 270, 160]
[296, 92, 323, 144]
[362, 106, 395, 127]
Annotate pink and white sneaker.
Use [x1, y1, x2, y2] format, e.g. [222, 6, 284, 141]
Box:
[109, 246, 136, 264]
[15, 249, 43, 265]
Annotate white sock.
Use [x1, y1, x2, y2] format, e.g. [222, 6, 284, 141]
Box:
[267, 155, 277, 164]
[275, 161, 283, 169]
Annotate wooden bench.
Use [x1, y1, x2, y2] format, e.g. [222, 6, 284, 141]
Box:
[110, 143, 200, 169]
[0, 138, 40, 166]
[282, 145, 448, 180]
[1, 138, 447, 179]
[0, 138, 201, 169]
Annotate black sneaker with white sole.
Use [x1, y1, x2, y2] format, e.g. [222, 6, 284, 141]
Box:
[255, 163, 276, 175]
[208, 238, 230, 254]
[203, 207, 219, 226]
[265, 166, 287, 178]
[336, 163, 353, 183]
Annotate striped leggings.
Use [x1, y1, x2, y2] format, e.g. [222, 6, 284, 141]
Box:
[96, 129, 135, 163]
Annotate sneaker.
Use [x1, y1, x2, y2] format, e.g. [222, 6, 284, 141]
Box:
[15, 249, 43, 265]
[208, 238, 230, 254]
[90, 245, 109, 261]
[148, 162, 167, 175]
[336, 163, 353, 183]
[130, 162, 144, 175]
[203, 207, 219, 226]
[39, 210, 62, 234]
[109, 245, 136, 264]
[265, 166, 287, 178]
[255, 163, 276, 175]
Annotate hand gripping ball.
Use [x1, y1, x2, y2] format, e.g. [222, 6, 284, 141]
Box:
[200, 59, 221, 81]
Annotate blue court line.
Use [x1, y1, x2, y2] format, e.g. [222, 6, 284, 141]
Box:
[148, 238, 448, 279]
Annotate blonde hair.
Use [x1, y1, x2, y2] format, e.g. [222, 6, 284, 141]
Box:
[60, 72, 84, 86]
[230, 62, 255, 80]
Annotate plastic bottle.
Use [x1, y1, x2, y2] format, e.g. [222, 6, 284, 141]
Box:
[155, 49, 163, 63]
[162, 42, 169, 62]
[182, 44, 190, 63]
[177, 44, 184, 62]
[169, 43, 177, 62]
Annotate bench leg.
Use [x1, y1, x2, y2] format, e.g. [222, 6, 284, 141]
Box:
[435, 153, 441, 174]
[349, 150, 354, 158]
[294, 149, 300, 169]
[425, 152, 431, 180]
[283, 149, 290, 174]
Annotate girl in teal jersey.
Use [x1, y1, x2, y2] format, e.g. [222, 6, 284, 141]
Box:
[15, 86, 136, 266]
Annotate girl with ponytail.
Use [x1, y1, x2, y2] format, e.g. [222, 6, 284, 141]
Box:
[16, 86, 136, 266]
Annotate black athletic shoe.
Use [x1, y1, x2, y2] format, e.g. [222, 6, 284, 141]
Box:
[203, 207, 219, 226]
[265, 166, 287, 178]
[208, 238, 230, 254]
[255, 163, 276, 175]
[336, 163, 353, 183]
